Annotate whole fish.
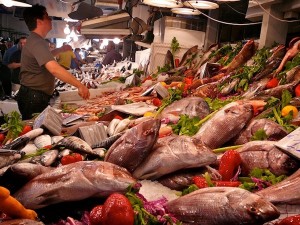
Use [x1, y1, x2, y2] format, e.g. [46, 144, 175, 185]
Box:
[257, 169, 300, 205]
[166, 187, 280, 225]
[286, 65, 300, 83]
[236, 141, 299, 176]
[190, 81, 219, 98]
[159, 97, 210, 121]
[0, 149, 24, 169]
[193, 101, 254, 149]
[0, 219, 45, 225]
[165, 50, 174, 69]
[179, 45, 198, 67]
[234, 118, 288, 145]
[105, 118, 161, 173]
[91, 132, 123, 149]
[195, 44, 219, 75]
[30, 149, 59, 166]
[13, 161, 136, 209]
[242, 78, 269, 99]
[133, 135, 217, 180]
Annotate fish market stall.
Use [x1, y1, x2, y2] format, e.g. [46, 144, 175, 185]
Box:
[1, 38, 300, 225]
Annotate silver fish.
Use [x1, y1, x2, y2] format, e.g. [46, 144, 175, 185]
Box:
[257, 169, 300, 205]
[0, 219, 45, 225]
[54, 136, 100, 157]
[242, 78, 269, 99]
[133, 135, 217, 180]
[234, 118, 288, 145]
[2, 136, 30, 150]
[159, 97, 210, 120]
[236, 141, 299, 176]
[166, 187, 280, 225]
[0, 149, 24, 169]
[193, 101, 253, 149]
[105, 118, 161, 173]
[92, 132, 123, 149]
[30, 150, 59, 166]
[13, 161, 136, 209]
[9, 162, 53, 180]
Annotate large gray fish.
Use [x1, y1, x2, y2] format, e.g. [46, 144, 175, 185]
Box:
[0, 219, 45, 225]
[257, 169, 300, 205]
[166, 187, 280, 225]
[133, 135, 217, 180]
[0, 149, 24, 169]
[193, 101, 254, 149]
[13, 161, 136, 209]
[236, 141, 299, 176]
[159, 97, 210, 121]
[104, 118, 160, 173]
[234, 118, 288, 145]
[242, 77, 269, 99]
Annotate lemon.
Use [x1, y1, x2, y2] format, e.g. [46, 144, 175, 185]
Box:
[160, 82, 167, 87]
[144, 111, 156, 117]
[281, 105, 299, 118]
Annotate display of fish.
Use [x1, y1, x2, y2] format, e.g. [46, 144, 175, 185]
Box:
[179, 45, 198, 67]
[194, 44, 219, 75]
[285, 65, 300, 83]
[159, 97, 210, 120]
[105, 118, 161, 173]
[13, 161, 136, 209]
[236, 141, 299, 176]
[110, 102, 157, 116]
[133, 135, 217, 180]
[193, 101, 254, 149]
[0, 149, 24, 169]
[234, 118, 288, 145]
[166, 187, 280, 225]
[256, 169, 300, 205]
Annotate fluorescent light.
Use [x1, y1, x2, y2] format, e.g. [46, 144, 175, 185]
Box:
[216, 0, 240, 1]
[64, 24, 71, 34]
[184, 1, 219, 9]
[143, 0, 183, 8]
[0, 0, 32, 7]
[171, 7, 201, 15]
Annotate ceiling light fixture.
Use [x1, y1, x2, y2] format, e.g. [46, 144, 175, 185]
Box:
[215, 0, 240, 1]
[64, 24, 71, 35]
[0, 0, 32, 7]
[183, 0, 219, 9]
[142, 0, 183, 8]
[171, 7, 202, 15]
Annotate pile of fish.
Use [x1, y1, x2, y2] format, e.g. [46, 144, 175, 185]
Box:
[1, 38, 300, 225]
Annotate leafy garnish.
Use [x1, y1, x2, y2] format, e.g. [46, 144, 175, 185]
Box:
[171, 37, 180, 56]
[251, 129, 268, 141]
[156, 88, 183, 115]
[171, 115, 200, 136]
[182, 184, 199, 196]
[205, 96, 240, 112]
[1, 111, 24, 144]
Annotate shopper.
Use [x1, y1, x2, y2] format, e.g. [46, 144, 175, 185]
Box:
[102, 41, 122, 66]
[71, 48, 85, 70]
[17, 4, 90, 120]
[57, 42, 76, 70]
[8, 37, 27, 85]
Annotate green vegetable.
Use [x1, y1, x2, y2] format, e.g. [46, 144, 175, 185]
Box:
[22, 148, 48, 160]
[182, 184, 199, 196]
[205, 96, 240, 112]
[1, 111, 24, 144]
[156, 88, 183, 115]
[171, 37, 180, 56]
[212, 145, 243, 154]
[250, 129, 268, 141]
[171, 115, 200, 136]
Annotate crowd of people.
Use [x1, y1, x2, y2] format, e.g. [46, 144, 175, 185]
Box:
[0, 3, 124, 120]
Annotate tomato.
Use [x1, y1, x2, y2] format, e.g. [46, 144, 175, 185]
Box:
[193, 176, 208, 188]
[19, 125, 32, 136]
[266, 77, 279, 89]
[0, 134, 5, 143]
[102, 193, 134, 225]
[61, 153, 83, 165]
[218, 150, 242, 181]
[114, 115, 123, 120]
[90, 205, 104, 225]
[193, 176, 241, 189]
[276, 215, 300, 225]
[295, 84, 300, 97]
[152, 98, 162, 107]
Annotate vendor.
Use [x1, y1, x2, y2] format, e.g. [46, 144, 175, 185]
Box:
[102, 41, 122, 66]
[17, 4, 90, 120]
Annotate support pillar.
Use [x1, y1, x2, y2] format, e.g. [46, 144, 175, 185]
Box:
[204, 9, 219, 51]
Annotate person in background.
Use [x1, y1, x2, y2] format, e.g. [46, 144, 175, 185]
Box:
[57, 42, 76, 70]
[48, 42, 56, 52]
[17, 4, 90, 120]
[8, 37, 27, 87]
[102, 41, 122, 66]
[71, 48, 85, 70]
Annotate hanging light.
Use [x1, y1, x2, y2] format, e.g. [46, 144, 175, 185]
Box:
[1, 0, 32, 7]
[64, 24, 71, 35]
[113, 38, 120, 44]
[183, 0, 219, 9]
[2, 0, 13, 7]
[215, 0, 240, 1]
[103, 39, 109, 46]
[142, 0, 183, 8]
[171, 7, 201, 15]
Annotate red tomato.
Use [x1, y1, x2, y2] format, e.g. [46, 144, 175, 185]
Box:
[152, 98, 162, 107]
[61, 153, 83, 165]
[114, 115, 123, 120]
[295, 84, 300, 97]
[266, 77, 279, 89]
[193, 176, 241, 189]
[90, 205, 104, 225]
[218, 150, 242, 181]
[19, 125, 32, 136]
[0, 133, 5, 143]
[193, 176, 208, 188]
[102, 193, 134, 225]
[276, 215, 300, 225]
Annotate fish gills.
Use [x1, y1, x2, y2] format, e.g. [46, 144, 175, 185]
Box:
[104, 118, 161, 173]
[13, 161, 136, 209]
[166, 187, 280, 225]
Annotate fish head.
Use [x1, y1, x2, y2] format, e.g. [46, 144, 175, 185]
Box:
[137, 118, 161, 140]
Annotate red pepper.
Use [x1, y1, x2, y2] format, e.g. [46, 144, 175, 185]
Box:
[152, 98, 162, 107]
[266, 77, 279, 89]
[193, 176, 241, 189]
[61, 153, 83, 165]
[114, 115, 123, 120]
[295, 84, 300, 97]
[0, 134, 5, 143]
[276, 215, 300, 225]
[218, 150, 242, 181]
[19, 125, 32, 136]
